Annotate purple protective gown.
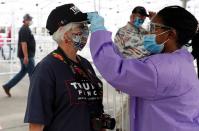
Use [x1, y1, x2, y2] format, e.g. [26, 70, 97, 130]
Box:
[90, 30, 199, 131]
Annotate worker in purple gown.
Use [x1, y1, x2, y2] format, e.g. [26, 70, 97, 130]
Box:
[88, 6, 199, 131]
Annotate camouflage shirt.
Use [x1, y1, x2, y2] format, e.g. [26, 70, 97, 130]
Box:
[114, 22, 150, 59]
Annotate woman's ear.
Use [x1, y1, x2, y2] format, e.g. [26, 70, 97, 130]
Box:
[64, 32, 72, 43]
[168, 29, 177, 39]
[64, 32, 71, 42]
[64, 32, 68, 40]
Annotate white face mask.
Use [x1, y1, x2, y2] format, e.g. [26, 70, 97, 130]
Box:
[29, 21, 33, 26]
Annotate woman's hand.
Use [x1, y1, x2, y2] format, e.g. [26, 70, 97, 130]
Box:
[29, 123, 44, 131]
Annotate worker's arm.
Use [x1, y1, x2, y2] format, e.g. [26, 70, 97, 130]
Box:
[90, 30, 157, 98]
[88, 13, 157, 99]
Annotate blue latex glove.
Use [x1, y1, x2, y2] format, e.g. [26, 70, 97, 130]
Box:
[87, 12, 106, 33]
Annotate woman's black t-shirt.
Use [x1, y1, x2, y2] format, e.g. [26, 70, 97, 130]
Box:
[24, 49, 103, 131]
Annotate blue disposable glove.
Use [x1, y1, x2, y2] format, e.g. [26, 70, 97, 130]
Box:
[87, 12, 106, 33]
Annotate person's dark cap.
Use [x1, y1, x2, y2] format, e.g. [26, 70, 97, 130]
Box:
[132, 6, 149, 17]
[23, 14, 33, 21]
[46, 3, 89, 35]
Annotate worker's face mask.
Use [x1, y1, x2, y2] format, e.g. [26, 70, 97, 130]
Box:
[133, 17, 144, 28]
[143, 31, 170, 54]
[71, 26, 89, 51]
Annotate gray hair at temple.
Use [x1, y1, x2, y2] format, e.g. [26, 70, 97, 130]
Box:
[52, 23, 80, 44]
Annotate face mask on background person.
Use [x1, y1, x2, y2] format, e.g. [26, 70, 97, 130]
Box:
[133, 17, 144, 28]
[29, 21, 33, 26]
[143, 31, 170, 54]
[71, 28, 89, 51]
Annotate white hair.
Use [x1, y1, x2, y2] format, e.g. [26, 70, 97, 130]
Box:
[52, 23, 81, 44]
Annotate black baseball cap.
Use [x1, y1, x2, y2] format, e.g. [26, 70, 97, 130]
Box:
[132, 6, 149, 17]
[23, 14, 33, 21]
[46, 3, 89, 35]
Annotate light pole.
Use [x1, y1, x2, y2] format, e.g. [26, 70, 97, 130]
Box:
[181, 0, 191, 8]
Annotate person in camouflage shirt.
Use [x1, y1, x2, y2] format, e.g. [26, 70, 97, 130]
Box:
[114, 6, 154, 59]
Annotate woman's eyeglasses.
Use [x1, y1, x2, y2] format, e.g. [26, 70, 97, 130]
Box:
[148, 22, 172, 33]
[72, 23, 89, 36]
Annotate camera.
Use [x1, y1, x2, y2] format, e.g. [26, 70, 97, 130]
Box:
[91, 113, 116, 131]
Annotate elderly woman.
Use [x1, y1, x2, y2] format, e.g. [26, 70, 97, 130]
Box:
[88, 6, 199, 131]
[24, 4, 104, 131]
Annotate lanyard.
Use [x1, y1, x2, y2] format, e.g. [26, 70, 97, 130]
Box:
[52, 47, 102, 86]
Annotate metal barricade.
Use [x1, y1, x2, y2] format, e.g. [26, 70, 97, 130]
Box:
[96, 72, 130, 131]
[0, 38, 18, 76]
[0, 36, 56, 76]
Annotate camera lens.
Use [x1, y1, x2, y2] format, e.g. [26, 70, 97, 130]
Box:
[103, 118, 116, 130]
